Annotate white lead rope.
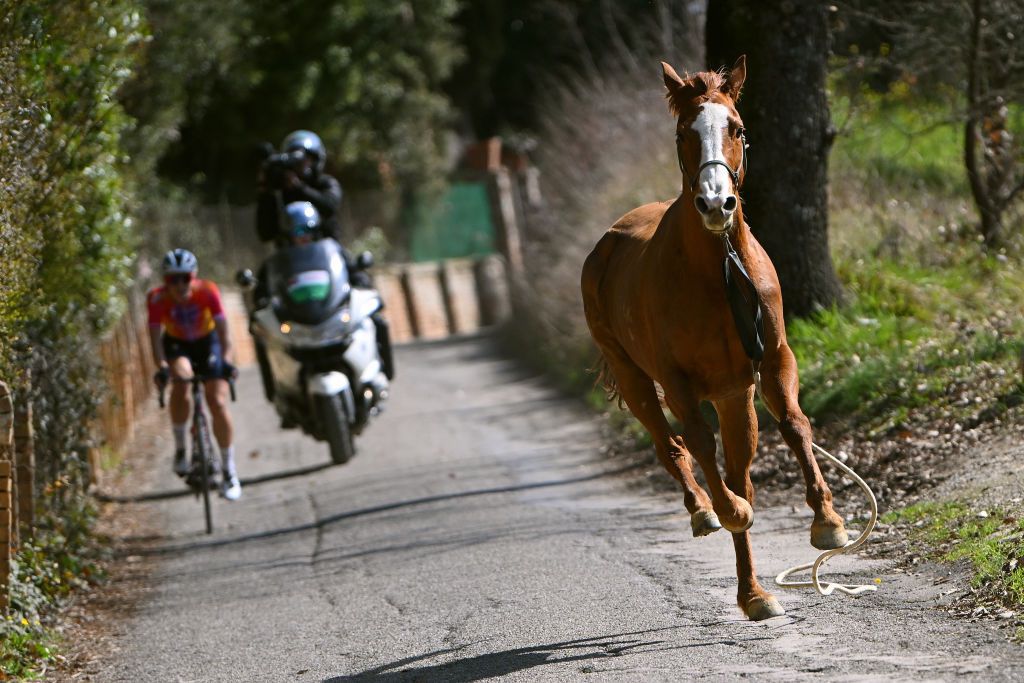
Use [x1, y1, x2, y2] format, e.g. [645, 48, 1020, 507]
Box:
[754, 371, 879, 597]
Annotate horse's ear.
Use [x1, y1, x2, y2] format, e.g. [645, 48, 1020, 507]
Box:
[662, 61, 705, 115]
[722, 55, 747, 101]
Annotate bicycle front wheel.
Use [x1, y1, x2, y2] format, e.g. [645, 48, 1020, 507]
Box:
[195, 412, 215, 534]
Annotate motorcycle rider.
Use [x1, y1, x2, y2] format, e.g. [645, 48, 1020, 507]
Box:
[278, 200, 395, 381]
[148, 249, 242, 501]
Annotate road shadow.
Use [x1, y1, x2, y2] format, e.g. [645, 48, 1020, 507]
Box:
[133, 461, 644, 555]
[94, 462, 335, 503]
[324, 627, 771, 682]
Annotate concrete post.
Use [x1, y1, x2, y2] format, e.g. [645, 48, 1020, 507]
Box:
[0, 382, 14, 610]
[440, 259, 482, 335]
[404, 263, 450, 340]
[489, 168, 524, 276]
[375, 268, 415, 344]
[14, 394, 34, 538]
[474, 255, 511, 326]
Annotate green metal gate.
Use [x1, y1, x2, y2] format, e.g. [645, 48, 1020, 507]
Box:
[408, 181, 496, 262]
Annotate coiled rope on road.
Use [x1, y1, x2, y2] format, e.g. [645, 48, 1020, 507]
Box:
[754, 370, 879, 597]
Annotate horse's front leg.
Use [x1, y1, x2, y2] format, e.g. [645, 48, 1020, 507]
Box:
[596, 344, 720, 537]
[760, 344, 848, 550]
[662, 376, 753, 534]
[715, 390, 784, 620]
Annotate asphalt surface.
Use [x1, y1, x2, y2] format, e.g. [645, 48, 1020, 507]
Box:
[95, 335, 1024, 682]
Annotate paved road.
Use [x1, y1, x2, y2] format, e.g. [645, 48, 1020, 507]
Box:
[97, 335, 1023, 682]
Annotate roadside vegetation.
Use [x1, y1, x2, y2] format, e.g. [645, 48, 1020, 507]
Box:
[884, 502, 1024, 638]
[792, 88, 1024, 436]
[0, 488, 103, 678]
[1, 3, 137, 673]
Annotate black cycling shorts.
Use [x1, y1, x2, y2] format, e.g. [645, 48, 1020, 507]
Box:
[162, 333, 224, 378]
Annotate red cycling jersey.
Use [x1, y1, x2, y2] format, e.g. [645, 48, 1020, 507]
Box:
[147, 279, 225, 341]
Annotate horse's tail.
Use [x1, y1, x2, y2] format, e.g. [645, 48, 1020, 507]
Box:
[592, 354, 624, 409]
[591, 353, 666, 410]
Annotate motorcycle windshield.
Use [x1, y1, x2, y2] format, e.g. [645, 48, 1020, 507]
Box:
[267, 239, 351, 325]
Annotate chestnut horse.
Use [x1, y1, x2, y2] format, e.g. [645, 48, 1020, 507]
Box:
[581, 56, 848, 621]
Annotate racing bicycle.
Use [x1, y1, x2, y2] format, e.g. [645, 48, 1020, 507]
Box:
[159, 373, 236, 534]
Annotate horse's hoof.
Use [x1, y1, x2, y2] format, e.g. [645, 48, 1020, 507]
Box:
[721, 497, 754, 533]
[745, 596, 785, 621]
[811, 522, 849, 550]
[690, 510, 722, 537]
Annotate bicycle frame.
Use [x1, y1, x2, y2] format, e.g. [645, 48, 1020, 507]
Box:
[159, 374, 236, 535]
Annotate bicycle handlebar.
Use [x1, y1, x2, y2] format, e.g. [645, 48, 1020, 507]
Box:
[157, 374, 236, 409]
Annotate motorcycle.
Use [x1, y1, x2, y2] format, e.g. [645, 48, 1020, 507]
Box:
[237, 238, 390, 464]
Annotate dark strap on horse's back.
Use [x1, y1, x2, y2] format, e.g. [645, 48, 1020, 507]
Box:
[722, 240, 765, 362]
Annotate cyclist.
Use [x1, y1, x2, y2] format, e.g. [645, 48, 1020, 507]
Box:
[148, 249, 241, 501]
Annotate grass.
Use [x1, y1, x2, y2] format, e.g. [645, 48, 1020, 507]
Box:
[884, 502, 1024, 612]
[789, 76, 1024, 434]
[788, 252, 1024, 433]
[830, 84, 967, 195]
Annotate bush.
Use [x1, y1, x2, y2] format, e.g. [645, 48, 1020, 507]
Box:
[0, 3, 141, 672]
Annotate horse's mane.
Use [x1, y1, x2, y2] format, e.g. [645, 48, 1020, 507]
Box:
[665, 69, 728, 117]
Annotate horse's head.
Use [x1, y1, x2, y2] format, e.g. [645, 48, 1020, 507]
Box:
[662, 56, 747, 234]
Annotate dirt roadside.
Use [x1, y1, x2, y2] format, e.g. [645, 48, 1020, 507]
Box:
[47, 408, 166, 681]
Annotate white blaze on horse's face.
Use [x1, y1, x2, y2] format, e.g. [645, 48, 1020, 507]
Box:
[690, 103, 738, 233]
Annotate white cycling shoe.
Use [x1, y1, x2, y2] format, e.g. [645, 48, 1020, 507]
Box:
[220, 473, 242, 501]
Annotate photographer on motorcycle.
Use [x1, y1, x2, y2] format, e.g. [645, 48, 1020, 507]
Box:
[257, 129, 342, 244]
[255, 129, 370, 288]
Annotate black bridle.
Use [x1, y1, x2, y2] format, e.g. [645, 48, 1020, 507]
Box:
[675, 129, 749, 193]
[675, 125, 764, 362]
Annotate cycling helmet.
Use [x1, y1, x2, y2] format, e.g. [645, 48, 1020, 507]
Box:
[162, 248, 198, 275]
[284, 201, 321, 237]
[281, 130, 326, 174]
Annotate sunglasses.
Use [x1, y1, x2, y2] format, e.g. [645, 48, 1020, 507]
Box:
[165, 273, 194, 285]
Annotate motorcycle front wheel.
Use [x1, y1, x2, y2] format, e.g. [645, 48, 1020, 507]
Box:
[254, 338, 275, 402]
[318, 394, 355, 465]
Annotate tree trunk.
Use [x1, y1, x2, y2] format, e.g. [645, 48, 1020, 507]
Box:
[963, 0, 1006, 249]
[706, 0, 843, 318]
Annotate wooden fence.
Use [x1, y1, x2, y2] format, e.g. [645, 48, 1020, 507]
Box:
[0, 296, 156, 609]
[375, 254, 510, 343]
[0, 376, 36, 611]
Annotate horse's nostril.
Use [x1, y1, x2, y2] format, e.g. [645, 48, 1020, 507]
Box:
[723, 196, 737, 212]
[694, 196, 710, 214]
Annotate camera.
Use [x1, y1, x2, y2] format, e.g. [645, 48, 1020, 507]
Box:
[260, 147, 307, 188]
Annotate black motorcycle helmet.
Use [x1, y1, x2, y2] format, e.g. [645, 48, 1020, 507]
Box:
[281, 130, 326, 177]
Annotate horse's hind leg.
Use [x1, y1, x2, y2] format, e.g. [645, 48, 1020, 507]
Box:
[661, 376, 753, 534]
[715, 390, 784, 620]
[759, 344, 848, 550]
[597, 345, 720, 537]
